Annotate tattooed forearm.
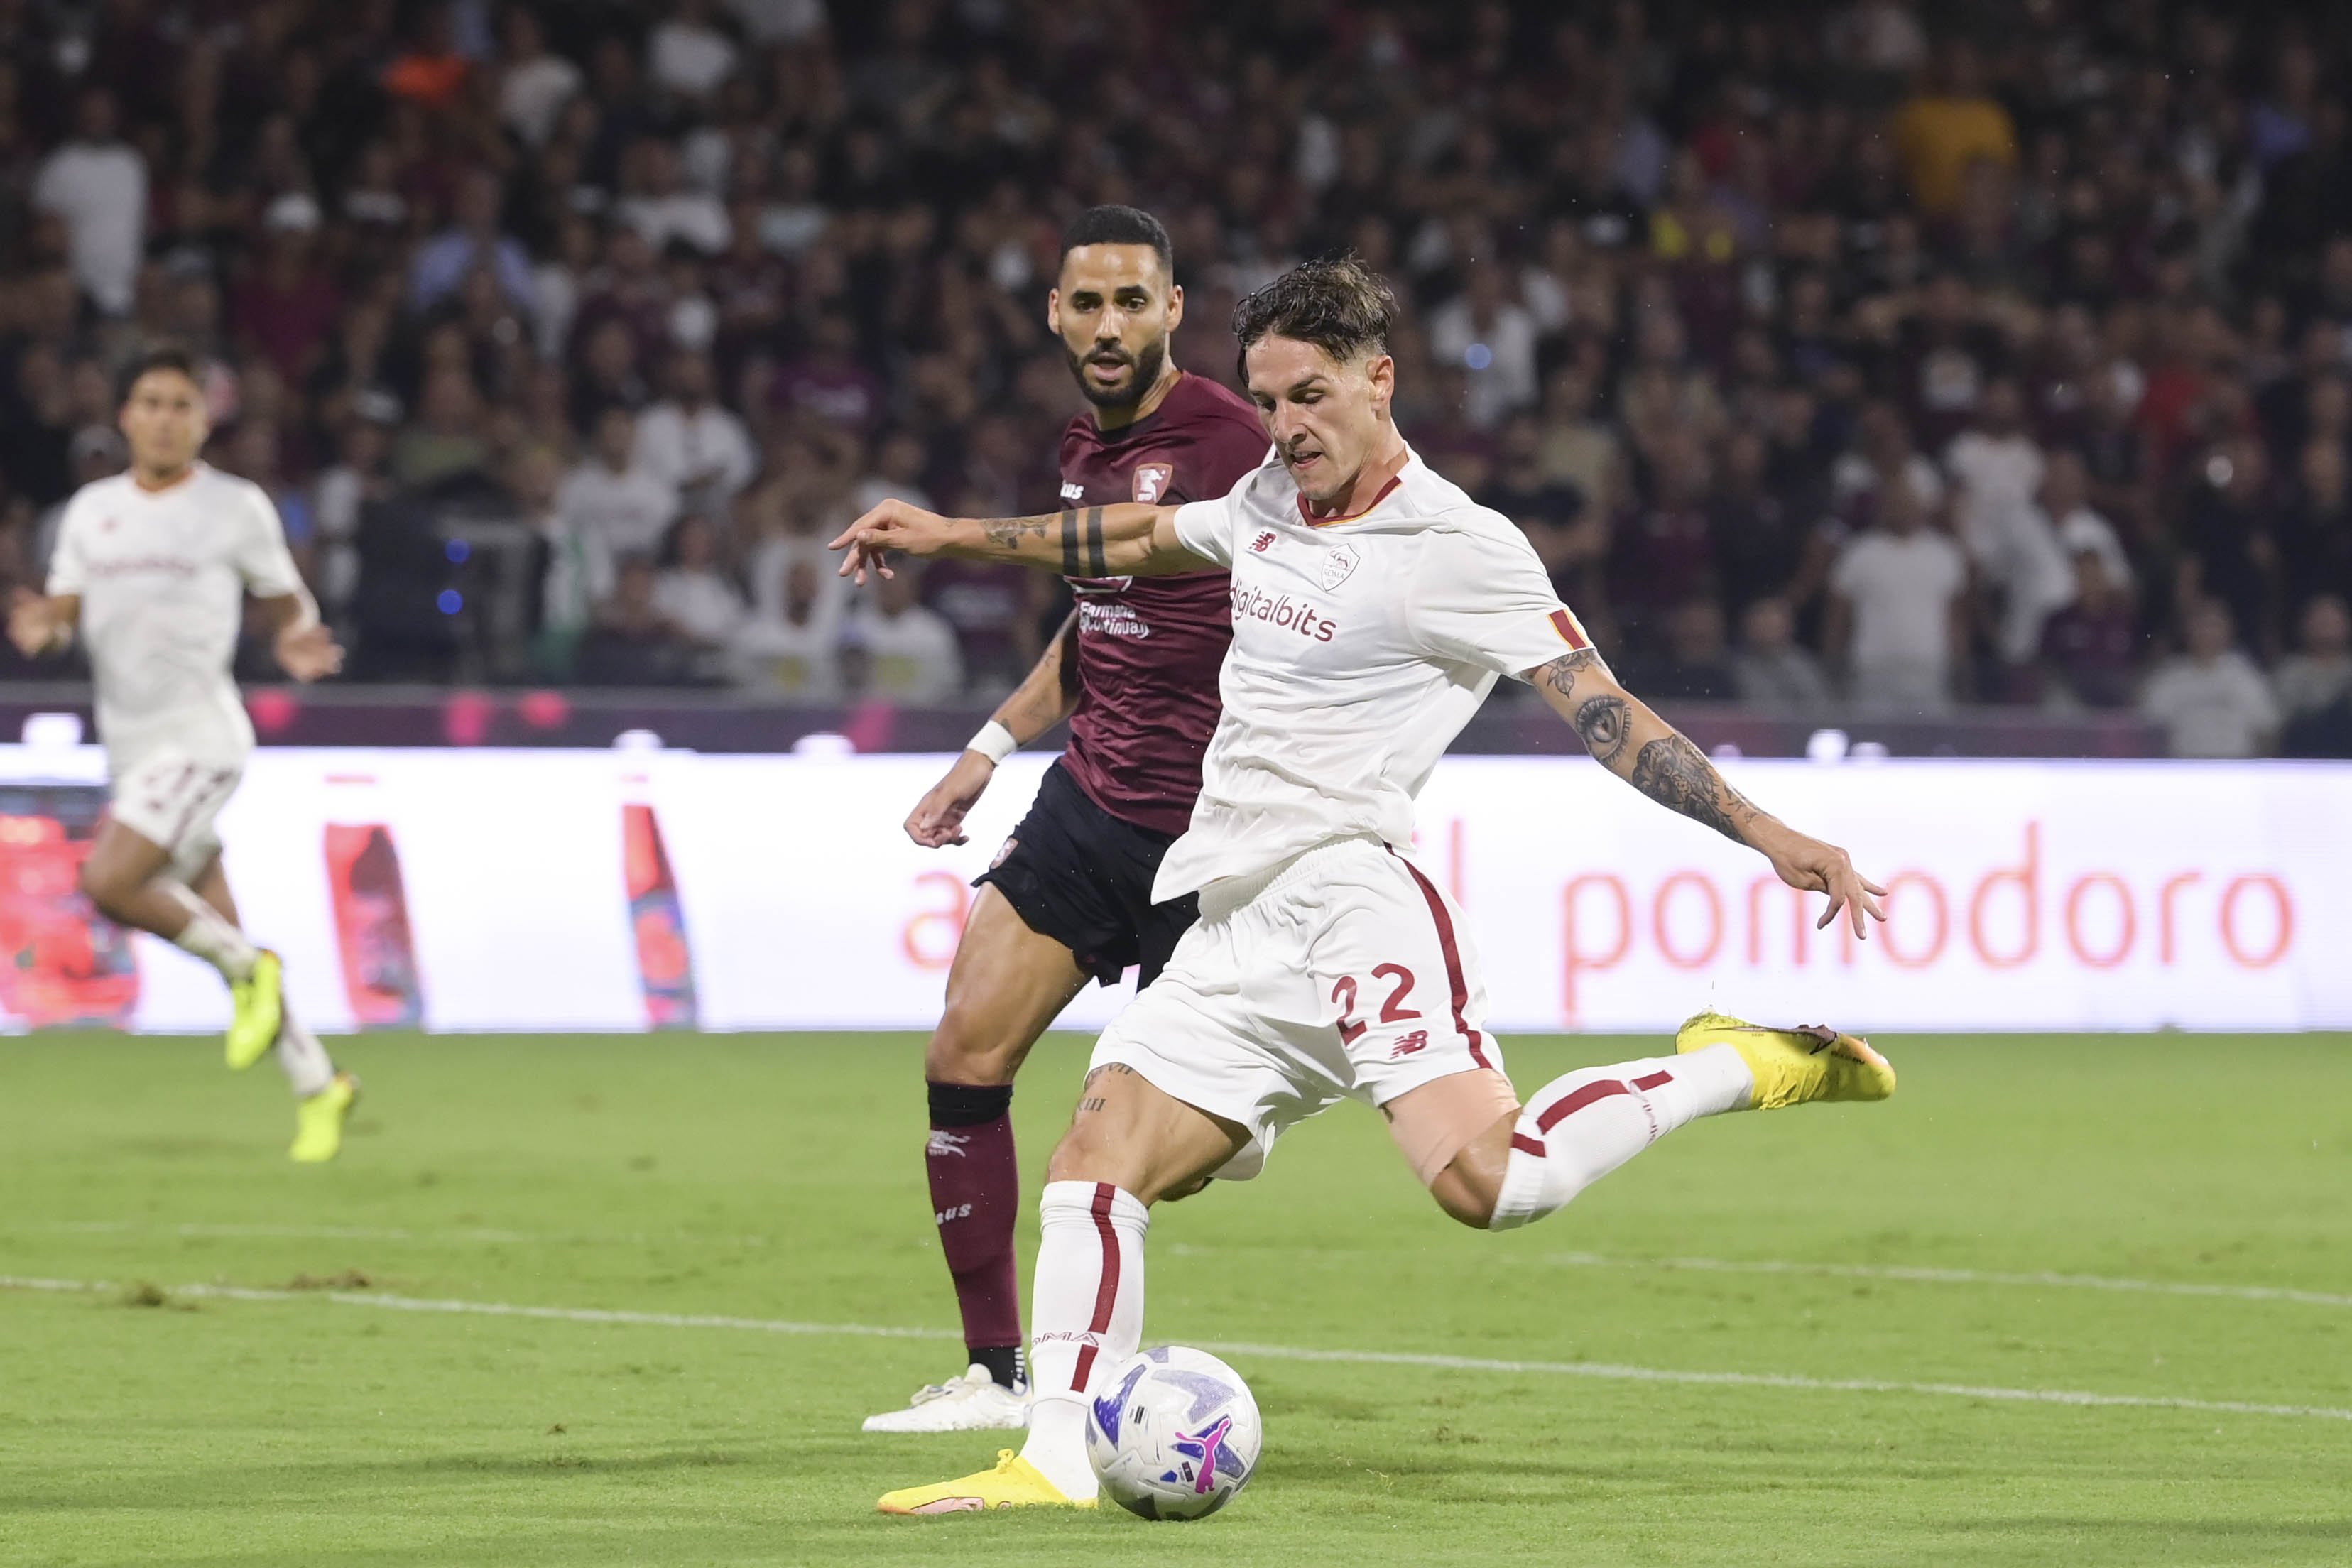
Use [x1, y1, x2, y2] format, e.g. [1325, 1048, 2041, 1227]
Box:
[1058, 506, 1107, 577]
[1627, 734, 1760, 844]
[981, 514, 1055, 548]
[1537, 648, 1601, 697]
[1574, 695, 1630, 766]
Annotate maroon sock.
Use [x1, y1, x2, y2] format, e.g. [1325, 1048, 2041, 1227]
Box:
[926, 1081, 1023, 1386]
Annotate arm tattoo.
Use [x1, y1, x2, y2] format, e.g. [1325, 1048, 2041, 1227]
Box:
[1057, 506, 1107, 577]
[1628, 734, 1760, 845]
[1536, 648, 1601, 697]
[1574, 695, 1630, 766]
[981, 514, 1054, 548]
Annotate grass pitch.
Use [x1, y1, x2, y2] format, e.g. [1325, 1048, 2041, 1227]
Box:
[1, 1030, 2347, 1567]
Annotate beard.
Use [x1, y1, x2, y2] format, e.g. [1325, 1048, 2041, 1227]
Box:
[1065, 333, 1168, 411]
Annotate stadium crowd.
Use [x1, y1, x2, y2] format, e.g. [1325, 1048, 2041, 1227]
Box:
[0, 0, 2349, 756]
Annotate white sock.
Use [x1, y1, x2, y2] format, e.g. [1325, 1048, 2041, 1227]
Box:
[161, 883, 258, 984]
[1488, 1043, 1753, 1231]
[1020, 1180, 1148, 1499]
[274, 1007, 337, 1099]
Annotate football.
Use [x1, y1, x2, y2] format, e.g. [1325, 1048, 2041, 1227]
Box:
[1084, 1346, 1262, 1520]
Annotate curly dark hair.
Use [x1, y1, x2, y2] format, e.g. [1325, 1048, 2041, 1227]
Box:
[1230, 255, 1398, 380]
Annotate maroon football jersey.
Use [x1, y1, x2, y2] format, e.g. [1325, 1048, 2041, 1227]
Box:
[1055, 371, 1268, 835]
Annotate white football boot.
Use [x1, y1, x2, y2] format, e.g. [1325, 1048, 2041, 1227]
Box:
[861, 1363, 1031, 1433]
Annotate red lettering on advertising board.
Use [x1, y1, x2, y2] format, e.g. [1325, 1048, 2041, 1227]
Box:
[1969, 822, 2040, 969]
[2063, 874, 2135, 968]
[903, 870, 969, 970]
[1653, 871, 1722, 969]
[1563, 874, 1631, 1023]
[1880, 872, 1949, 969]
[2218, 875, 2292, 968]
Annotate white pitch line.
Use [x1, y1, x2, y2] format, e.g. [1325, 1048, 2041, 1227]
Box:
[6, 1275, 2346, 1425]
[33, 1224, 2352, 1310]
[1536, 1251, 2352, 1310]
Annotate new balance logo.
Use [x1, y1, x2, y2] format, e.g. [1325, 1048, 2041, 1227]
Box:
[1250, 530, 1277, 553]
[926, 1130, 970, 1158]
[1389, 1030, 1430, 1057]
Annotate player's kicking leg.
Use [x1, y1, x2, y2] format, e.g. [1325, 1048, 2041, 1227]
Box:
[863, 884, 1087, 1434]
[878, 1062, 1243, 1512]
[80, 823, 356, 1161]
[1405, 1012, 1895, 1233]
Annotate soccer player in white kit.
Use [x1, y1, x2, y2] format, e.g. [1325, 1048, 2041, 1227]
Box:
[8, 348, 358, 1161]
[837, 258, 1899, 1513]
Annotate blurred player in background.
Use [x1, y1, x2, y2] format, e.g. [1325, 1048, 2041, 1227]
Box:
[9, 347, 358, 1162]
[839, 257, 1895, 1510]
[863, 207, 1267, 1433]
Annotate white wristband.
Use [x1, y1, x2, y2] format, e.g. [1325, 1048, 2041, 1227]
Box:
[967, 719, 1018, 764]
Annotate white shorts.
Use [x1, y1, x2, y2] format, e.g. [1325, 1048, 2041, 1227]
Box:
[1091, 835, 1506, 1180]
[109, 746, 244, 882]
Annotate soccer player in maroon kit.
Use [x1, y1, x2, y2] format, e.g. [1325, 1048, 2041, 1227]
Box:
[864, 206, 1268, 1432]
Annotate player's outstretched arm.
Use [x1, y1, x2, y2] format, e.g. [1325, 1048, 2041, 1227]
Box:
[7, 589, 78, 658]
[830, 499, 1206, 584]
[1530, 648, 1888, 939]
[905, 611, 1082, 848]
[257, 589, 343, 682]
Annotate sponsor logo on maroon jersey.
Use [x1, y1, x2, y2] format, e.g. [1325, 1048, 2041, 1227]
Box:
[1249, 530, 1277, 553]
[1230, 582, 1337, 642]
[1078, 599, 1150, 638]
[1132, 462, 1175, 503]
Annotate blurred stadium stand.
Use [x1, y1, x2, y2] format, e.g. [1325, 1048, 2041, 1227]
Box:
[0, 0, 2348, 757]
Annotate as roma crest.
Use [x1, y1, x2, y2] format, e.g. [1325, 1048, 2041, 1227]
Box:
[1320, 543, 1361, 590]
[1132, 462, 1174, 503]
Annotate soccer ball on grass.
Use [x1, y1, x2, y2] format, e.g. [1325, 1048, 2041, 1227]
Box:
[1084, 1346, 1261, 1520]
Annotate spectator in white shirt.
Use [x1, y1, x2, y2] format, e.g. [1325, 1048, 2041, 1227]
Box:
[1826, 477, 1971, 710]
[846, 565, 964, 704]
[731, 555, 843, 701]
[521, 442, 609, 671]
[652, 515, 747, 648]
[2142, 600, 2281, 758]
[32, 88, 146, 316]
[1427, 260, 1540, 429]
[558, 406, 679, 562]
[634, 349, 757, 519]
[648, 0, 739, 99]
[616, 138, 731, 256]
[1945, 377, 2071, 665]
[2034, 447, 2135, 592]
[496, 7, 582, 148]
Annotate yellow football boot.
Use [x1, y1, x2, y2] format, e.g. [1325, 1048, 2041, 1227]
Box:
[877, 1449, 1096, 1515]
[1676, 1010, 1895, 1109]
[225, 949, 285, 1070]
[289, 1073, 360, 1163]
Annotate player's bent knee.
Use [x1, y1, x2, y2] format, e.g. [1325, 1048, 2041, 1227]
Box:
[922, 1023, 1025, 1087]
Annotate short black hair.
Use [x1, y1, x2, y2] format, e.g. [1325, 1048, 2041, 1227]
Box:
[118, 344, 199, 404]
[1230, 254, 1398, 379]
[1058, 205, 1174, 282]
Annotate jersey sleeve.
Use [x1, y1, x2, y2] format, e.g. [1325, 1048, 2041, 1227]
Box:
[45, 492, 91, 597]
[1172, 492, 1239, 567]
[232, 483, 307, 599]
[1407, 516, 1606, 680]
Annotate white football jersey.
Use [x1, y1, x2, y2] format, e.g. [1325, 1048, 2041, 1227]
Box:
[1159, 445, 1598, 900]
[47, 464, 305, 767]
